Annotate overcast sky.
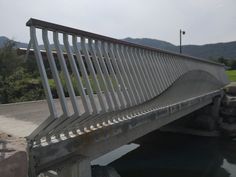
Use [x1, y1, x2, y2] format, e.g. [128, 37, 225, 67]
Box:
[0, 0, 235, 45]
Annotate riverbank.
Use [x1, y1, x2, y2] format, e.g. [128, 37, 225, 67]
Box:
[220, 82, 236, 136]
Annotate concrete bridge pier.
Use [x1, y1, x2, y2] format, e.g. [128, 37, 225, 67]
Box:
[211, 96, 222, 122]
[57, 158, 91, 177]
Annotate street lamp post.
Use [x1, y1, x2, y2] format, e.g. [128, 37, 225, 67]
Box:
[179, 29, 185, 54]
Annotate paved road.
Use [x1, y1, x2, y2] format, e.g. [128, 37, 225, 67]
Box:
[0, 97, 89, 137]
[0, 100, 49, 137]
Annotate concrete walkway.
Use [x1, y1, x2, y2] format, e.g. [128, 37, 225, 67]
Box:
[0, 96, 99, 137]
[0, 100, 49, 137]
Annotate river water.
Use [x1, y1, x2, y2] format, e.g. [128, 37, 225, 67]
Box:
[92, 131, 236, 177]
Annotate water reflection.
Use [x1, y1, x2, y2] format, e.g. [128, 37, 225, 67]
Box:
[109, 131, 236, 177]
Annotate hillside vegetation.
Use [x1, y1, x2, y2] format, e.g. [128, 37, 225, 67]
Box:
[0, 40, 107, 104]
[0, 40, 44, 104]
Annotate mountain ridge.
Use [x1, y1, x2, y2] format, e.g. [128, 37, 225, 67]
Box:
[0, 36, 235, 60]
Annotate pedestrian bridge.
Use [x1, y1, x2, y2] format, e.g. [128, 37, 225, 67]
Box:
[24, 18, 228, 177]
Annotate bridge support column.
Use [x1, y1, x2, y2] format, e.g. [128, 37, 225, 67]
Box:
[211, 96, 222, 123]
[57, 158, 91, 177]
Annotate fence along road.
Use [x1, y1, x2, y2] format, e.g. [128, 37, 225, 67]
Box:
[25, 18, 228, 176]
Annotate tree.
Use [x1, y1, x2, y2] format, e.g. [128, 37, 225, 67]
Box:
[217, 57, 229, 66]
[0, 39, 45, 103]
[0, 40, 24, 79]
[230, 60, 236, 70]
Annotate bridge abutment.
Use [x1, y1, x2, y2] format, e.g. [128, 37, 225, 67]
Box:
[57, 159, 91, 177]
[211, 95, 223, 122]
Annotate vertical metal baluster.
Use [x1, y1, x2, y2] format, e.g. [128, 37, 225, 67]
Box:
[113, 44, 136, 106]
[63, 34, 91, 115]
[42, 30, 69, 117]
[173, 55, 183, 78]
[126, 47, 145, 102]
[88, 38, 112, 112]
[147, 51, 161, 97]
[177, 56, 183, 76]
[160, 52, 172, 88]
[122, 46, 142, 104]
[169, 55, 179, 82]
[30, 27, 57, 119]
[53, 32, 80, 117]
[163, 53, 175, 83]
[101, 41, 126, 109]
[95, 40, 120, 110]
[142, 49, 159, 96]
[147, 51, 164, 96]
[167, 54, 178, 81]
[72, 36, 98, 114]
[179, 56, 185, 76]
[118, 45, 138, 105]
[134, 48, 153, 99]
[155, 52, 170, 90]
[40, 30, 76, 141]
[108, 43, 131, 107]
[176, 55, 183, 78]
[139, 49, 157, 97]
[80, 37, 106, 113]
[172, 55, 180, 80]
[160, 53, 173, 85]
[156, 53, 170, 90]
[166, 53, 176, 83]
[28, 27, 58, 141]
[133, 48, 151, 100]
[150, 51, 165, 93]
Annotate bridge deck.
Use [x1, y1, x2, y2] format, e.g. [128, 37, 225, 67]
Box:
[0, 69, 223, 139]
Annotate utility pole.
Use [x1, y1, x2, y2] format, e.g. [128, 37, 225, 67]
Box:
[180, 29, 185, 54]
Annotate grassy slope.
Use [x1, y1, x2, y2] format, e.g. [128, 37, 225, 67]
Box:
[226, 70, 236, 82]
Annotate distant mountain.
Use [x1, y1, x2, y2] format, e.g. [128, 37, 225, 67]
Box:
[181, 42, 236, 60]
[0, 36, 10, 47]
[123, 38, 236, 60]
[124, 37, 177, 52]
[1, 35, 235, 60]
[0, 36, 28, 48]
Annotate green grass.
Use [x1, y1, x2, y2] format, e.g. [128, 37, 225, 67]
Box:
[226, 70, 236, 82]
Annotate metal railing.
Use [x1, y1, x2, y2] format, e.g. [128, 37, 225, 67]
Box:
[26, 18, 228, 145]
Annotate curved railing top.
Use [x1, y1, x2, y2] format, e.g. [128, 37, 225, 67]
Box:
[26, 18, 223, 67]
